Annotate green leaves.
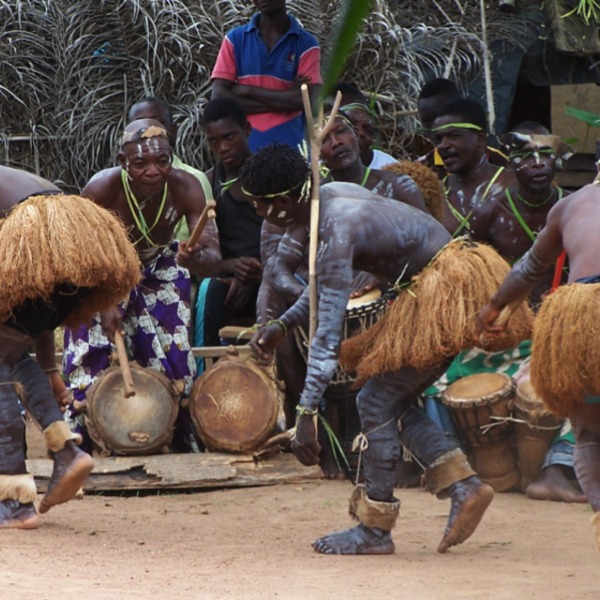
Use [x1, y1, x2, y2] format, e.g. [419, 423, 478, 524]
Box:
[564, 106, 600, 128]
[319, 0, 374, 104]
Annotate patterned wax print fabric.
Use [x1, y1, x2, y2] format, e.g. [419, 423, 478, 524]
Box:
[62, 242, 196, 437]
[425, 340, 532, 397]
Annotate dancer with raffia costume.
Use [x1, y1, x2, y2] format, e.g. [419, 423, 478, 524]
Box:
[0, 172, 140, 528]
[62, 119, 221, 452]
[243, 144, 533, 555]
[478, 171, 600, 550]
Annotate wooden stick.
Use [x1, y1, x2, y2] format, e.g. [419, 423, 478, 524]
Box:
[114, 330, 135, 398]
[187, 200, 217, 247]
[301, 84, 343, 343]
[478, 299, 523, 345]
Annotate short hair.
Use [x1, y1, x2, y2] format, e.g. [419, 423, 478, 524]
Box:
[418, 78, 460, 101]
[127, 96, 174, 128]
[511, 121, 550, 135]
[334, 81, 368, 104]
[202, 97, 247, 129]
[239, 143, 310, 200]
[435, 98, 488, 131]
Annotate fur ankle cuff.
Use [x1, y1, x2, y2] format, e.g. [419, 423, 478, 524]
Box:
[0, 473, 37, 503]
[591, 512, 600, 551]
[426, 448, 476, 496]
[348, 485, 400, 531]
[43, 421, 82, 453]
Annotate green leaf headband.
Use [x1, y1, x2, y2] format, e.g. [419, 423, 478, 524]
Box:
[241, 175, 312, 203]
[431, 122, 484, 133]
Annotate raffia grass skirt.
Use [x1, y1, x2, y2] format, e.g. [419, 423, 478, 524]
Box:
[531, 283, 600, 419]
[340, 239, 533, 385]
[0, 194, 141, 325]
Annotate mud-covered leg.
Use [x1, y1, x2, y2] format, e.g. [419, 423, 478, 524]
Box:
[398, 407, 494, 553]
[570, 404, 600, 550]
[0, 366, 40, 529]
[313, 370, 412, 555]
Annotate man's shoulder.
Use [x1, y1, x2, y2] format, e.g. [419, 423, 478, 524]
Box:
[289, 14, 320, 46]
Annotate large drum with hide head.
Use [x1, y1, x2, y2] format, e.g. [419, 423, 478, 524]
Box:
[190, 349, 284, 453]
[85, 363, 180, 456]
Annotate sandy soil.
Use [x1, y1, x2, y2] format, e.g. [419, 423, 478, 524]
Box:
[1, 429, 598, 600]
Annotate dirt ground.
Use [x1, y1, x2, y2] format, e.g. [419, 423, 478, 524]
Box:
[1, 428, 598, 600]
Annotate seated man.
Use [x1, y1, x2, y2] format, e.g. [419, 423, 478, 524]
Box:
[0, 167, 139, 527]
[243, 143, 533, 555]
[334, 82, 396, 169]
[416, 78, 507, 179]
[431, 98, 515, 237]
[193, 98, 264, 352]
[127, 96, 213, 240]
[478, 174, 600, 549]
[63, 120, 221, 452]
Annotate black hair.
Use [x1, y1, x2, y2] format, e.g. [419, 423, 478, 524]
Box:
[202, 97, 247, 129]
[334, 81, 368, 104]
[127, 96, 174, 127]
[435, 98, 488, 131]
[418, 78, 460, 101]
[239, 143, 310, 200]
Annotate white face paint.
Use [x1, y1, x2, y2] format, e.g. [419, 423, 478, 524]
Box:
[277, 210, 287, 219]
[266, 204, 274, 217]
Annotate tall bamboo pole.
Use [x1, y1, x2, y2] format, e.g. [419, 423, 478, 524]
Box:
[300, 85, 343, 345]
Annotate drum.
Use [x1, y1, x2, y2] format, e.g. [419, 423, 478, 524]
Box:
[190, 349, 285, 453]
[512, 378, 562, 491]
[85, 363, 180, 456]
[294, 287, 389, 386]
[442, 373, 519, 492]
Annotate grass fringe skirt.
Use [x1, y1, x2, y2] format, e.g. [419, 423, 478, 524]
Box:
[0, 194, 140, 325]
[531, 283, 600, 419]
[340, 240, 533, 385]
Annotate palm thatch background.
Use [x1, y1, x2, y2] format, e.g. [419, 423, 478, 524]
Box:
[0, 1, 555, 190]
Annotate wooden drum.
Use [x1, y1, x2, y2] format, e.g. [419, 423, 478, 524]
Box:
[512, 378, 562, 491]
[190, 350, 284, 453]
[442, 373, 519, 492]
[85, 364, 180, 456]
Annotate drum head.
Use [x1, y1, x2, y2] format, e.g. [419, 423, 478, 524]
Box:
[191, 356, 280, 453]
[442, 372, 516, 408]
[86, 366, 178, 455]
[346, 287, 382, 310]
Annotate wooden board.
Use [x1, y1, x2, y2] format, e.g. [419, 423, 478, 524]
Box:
[27, 452, 322, 493]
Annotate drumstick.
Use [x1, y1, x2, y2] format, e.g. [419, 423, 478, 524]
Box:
[187, 200, 217, 248]
[114, 330, 135, 398]
[478, 299, 522, 345]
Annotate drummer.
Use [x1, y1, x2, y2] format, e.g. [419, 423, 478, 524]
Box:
[0, 165, 139, 527]
[62, 119, 221, 453]
[477, 172, 600, 550]
[243, 143, 532, 555]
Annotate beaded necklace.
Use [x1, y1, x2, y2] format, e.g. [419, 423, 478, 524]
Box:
[121, 169, 168, 247]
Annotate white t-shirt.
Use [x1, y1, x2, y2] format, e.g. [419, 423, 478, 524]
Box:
[368, 148, 397, 170]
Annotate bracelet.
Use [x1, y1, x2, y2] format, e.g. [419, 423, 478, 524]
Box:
[44, 367, 60, 374]
[267, 319, 288, 337]
[296, 405, 318, 416]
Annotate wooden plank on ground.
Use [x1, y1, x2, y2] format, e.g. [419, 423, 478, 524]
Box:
[27, 452, 322, 493]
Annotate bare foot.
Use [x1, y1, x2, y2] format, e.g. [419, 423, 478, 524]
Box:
[38, 440, 94, 514]
[526, 465, 586, 503]
[0, 500, 41, 529]
[438, 476, 494, 553]
[313, 523, 395, 555]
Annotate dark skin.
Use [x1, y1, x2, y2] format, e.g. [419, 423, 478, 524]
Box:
[249, 184, 451, 458]
[83, 119, 220, 338]
[267, 118, 429, 303]
[212, 0, 318, 114]
[248, 182, 492, 554]
[478, 181, 600, 513]
[0, 167, 71, 406]
[432, 115, 515, 236]
[203, 116, 262, 314]
[343, 105, 376, 167]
